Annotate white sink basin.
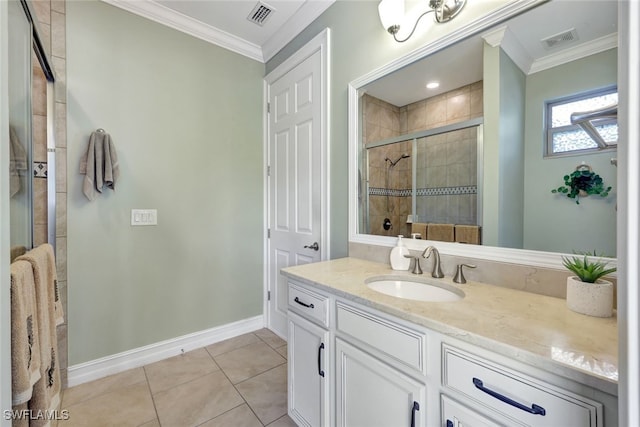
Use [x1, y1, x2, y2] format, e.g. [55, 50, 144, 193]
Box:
[365, 276, 464, 302]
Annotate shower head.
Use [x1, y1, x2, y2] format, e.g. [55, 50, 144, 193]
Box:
[385, 154, 411, 167]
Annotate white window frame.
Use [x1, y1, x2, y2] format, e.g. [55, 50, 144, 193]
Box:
[544, 85, 618, 158]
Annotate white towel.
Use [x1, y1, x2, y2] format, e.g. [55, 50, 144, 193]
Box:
[80, 129, 120, 201]
[9, 126, 27, 198]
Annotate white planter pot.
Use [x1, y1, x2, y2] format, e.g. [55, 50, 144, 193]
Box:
[566, 276, 613, 318]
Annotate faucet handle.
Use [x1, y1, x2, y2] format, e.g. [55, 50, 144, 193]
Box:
[404, 255, 423, 275]
[453, 263, 476, 284]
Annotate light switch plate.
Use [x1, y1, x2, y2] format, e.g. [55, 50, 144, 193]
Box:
[131, 209, 157, 226]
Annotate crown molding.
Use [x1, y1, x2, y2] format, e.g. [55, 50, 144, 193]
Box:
[482, 25, 533, 74]
[529, 32, 618, 74]
[262, 0, 335, 63]
[101, 0, 264, 62]
[484, 26, 618, 76]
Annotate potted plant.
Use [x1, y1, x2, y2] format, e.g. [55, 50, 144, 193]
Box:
[562, 252, 616, 317]
[551, 166, 611, 204]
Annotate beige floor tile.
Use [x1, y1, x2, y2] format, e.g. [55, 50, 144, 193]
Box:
[274, 344, 287, 359]
[214, 341, 286, 384]
[61, 367, 147, 407]
[60, 382, 156, 427]
[144, 348, 219, 394]
[139, 420, 160, 427]
[255, 328, 287, 349]
[153, 370, 244, 427]
[236, 364, 288, 425]
[199, 404, 262, 427]
[266, 415, 297, 427]
[205, 332, 261, 356]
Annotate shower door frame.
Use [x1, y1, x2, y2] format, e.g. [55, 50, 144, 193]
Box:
[362, 117, 484, 234]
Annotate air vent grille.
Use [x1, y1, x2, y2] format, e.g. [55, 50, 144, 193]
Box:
[247, 2, 274, 26]
[541, 28, 579, 50]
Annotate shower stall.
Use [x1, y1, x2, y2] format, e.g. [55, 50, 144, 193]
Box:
[362, 118, 483, 237]
[8, 0, 56, 252]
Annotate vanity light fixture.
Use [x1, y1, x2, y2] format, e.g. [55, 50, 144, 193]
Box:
[378, 0, 467, 43]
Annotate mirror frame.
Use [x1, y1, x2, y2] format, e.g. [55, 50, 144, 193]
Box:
[348, 0, 618, 271]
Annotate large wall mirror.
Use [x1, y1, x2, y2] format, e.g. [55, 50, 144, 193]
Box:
[349, 0, 618, 268]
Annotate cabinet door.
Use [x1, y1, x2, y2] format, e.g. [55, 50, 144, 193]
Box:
[336, 338, 426, 427]
[288, 311, 330, 427]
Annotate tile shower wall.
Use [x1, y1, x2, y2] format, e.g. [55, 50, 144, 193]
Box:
[31, 0, 68, 388]
[363, 82, 483, 236]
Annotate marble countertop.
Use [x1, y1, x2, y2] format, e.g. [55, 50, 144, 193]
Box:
[281, 257, 618, 396]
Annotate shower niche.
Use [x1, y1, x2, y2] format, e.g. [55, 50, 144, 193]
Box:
[360, 88, 483, 238]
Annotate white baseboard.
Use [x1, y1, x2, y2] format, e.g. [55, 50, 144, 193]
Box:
[67, 315, 265, 388]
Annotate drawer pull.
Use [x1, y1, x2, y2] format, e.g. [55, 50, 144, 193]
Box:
[472, 378, 546, 416]
[294, 297, 314, 309]
[446, 421, 454, 427]
[317, 343, 325, 377]
[410, 401, 419, 427]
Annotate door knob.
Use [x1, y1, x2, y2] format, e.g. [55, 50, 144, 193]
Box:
[304, 242, 319, 251]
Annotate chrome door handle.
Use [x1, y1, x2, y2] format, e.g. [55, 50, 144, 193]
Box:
[304, 242, 319, 251]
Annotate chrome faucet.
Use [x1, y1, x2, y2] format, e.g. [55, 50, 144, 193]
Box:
[421, 246, 444, 278]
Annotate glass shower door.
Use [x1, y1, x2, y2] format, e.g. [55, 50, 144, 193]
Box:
[8, 0, 33, 250]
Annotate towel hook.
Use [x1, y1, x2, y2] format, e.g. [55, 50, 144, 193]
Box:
[96, 128, 105, 133]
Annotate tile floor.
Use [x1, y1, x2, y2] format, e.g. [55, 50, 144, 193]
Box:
[57, 329, 295, 427]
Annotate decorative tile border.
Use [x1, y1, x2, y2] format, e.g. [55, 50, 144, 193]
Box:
[370, 186, 477, 197]
[33, 161, 48, 178]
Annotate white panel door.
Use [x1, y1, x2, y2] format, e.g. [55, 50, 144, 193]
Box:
[267, 48, 323, 337]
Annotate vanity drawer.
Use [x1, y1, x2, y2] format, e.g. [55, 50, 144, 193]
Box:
[288, 282, 329, 327]
[442, 345, 602, 427]
[336, 301, 425, 373]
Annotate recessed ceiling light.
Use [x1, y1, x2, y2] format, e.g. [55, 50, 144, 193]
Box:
[426, 82, 440, 89]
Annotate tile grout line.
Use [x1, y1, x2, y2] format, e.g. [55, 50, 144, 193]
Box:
[207, 332, 267, 426]
[141, 366, 162, 427]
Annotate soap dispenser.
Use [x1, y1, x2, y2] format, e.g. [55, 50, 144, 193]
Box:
[390, 235, 411, 270]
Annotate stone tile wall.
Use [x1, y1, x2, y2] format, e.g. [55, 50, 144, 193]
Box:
[31, 0, 68, 387]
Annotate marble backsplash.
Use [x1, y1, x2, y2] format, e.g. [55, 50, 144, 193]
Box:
[349, 242, 618, 302]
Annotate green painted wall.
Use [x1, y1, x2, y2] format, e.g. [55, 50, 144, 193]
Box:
[481, 45, 526, 248]
[66, 1, 264, 364]
[523, 49, 617, 255]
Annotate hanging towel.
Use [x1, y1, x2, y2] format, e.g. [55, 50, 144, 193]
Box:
[9, 126, 28, 198]
[455, 225, 481, 245]
[10, 260, 42, 406]
[80, 129, 120, 201]
[16, 244, 62, 421]
[426, 223, 455, 242]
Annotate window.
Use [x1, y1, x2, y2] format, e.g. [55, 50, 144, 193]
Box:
[545, 86, 618, 157]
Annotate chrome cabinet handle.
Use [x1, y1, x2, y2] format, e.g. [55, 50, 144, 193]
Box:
[304, 242, 319, 251]
[473, 377, 546, 416]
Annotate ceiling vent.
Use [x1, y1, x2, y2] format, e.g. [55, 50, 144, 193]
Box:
[247, 2, 274, 26]
[541, 28, 579, 50]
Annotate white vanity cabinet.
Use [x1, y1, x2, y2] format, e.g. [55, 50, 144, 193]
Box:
[441, 344, 605, 427]
[285, 277, 616, 427]
[335, 338, 426, 427]
[287, 282, 331, 427]
[334, 302, 427, 427]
